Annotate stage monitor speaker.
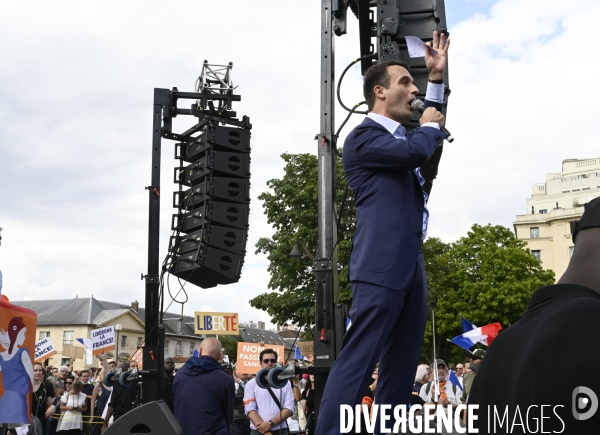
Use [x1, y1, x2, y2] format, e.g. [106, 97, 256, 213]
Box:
[169, 223, 247, 256]
[170, 243, 244, 288]
[103, 400, 183, 435]
[171, 201, 249, 233]
[174, 178, 250, 209]
[375, 0, 450, 129]
[176, 151, 250, 186]
[181, 126, 251, 162]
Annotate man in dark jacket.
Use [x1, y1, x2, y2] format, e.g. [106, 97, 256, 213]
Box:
[173, 337, 235, 435]
[468, 197, 600, 433]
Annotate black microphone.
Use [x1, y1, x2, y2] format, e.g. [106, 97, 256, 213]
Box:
[411, 99, 454, 143]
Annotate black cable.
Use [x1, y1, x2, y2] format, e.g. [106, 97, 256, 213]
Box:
[333, 101, 367, 157]
[336, 54, 374, 114]
[283, 184, 352, 363]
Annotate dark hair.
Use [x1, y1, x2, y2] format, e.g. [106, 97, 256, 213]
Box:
[259, 348, 278, 362]
[72, 379, 83, 392]
[66, 375, 75, 382]
[363, 61, 410, 110]
[33, 362, 44, 370]
[305, 377, 313, 390]
[80, 369, 90, 375]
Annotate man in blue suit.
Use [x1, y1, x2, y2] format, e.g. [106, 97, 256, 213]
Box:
[316, 32, 450, 434]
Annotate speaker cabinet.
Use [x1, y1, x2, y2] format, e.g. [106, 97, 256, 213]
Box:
[103, 400, 182, 435]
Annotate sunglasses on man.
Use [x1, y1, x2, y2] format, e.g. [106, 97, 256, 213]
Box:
[262, 358, 277, 364]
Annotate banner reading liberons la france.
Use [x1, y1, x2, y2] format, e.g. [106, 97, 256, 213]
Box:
[35, 336, 57, 362]
[90, 325, 116, 355]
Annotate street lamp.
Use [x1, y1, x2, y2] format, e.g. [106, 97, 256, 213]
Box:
[289, 241, 317, 261]
[115, 324, 123, 362]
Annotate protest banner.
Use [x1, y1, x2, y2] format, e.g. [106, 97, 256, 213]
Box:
[299, 341, 314, 356]
[90, 325, 116, 355]
[34, 336, 57, 362]
[130, 345, 143, 369]
[236, 342, 285, 375]
[62, 344, 85, 360]
[194, 312, 239, 335]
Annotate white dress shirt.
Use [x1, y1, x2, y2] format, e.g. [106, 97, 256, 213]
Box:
[365, 82, 444, 239]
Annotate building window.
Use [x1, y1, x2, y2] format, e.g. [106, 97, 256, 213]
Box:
[569, 246, 575, 257]
[531, 250, 541, 261]
[176, 341, 183, 356]
[61, 358, 71, 367]
[562, 190, 570, 193]
[189, 342, 195, 356]
[121, 335, 127, 347]
[164, 339, 170, 355]
[39, 331, 50, 340]
[63, 330, 74, 345]
[583, 187, 590, 190]
[572, 189, 580, 192]
[530, 227, 540, 239]
[539, 209, 547, 214]
[137, 337, 143, 347]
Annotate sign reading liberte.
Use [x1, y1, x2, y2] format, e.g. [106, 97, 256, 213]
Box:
[194, 312, 239, 335]
[34, 337, 57, 362]
[90, 326, 116, 355]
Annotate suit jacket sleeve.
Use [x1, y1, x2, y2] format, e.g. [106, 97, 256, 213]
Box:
[420, 98, 445, 196]
[350, 124, 444, 171]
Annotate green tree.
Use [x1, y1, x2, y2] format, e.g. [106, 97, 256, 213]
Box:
[421, 224, 555, 363]
[220, 335, 243, 364]
[251, 153, 355, 330]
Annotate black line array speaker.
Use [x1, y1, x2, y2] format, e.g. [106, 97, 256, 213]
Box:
[170, 123, 251, 288]
[103, 400, 183, 435]
[372, 0, 450, 130]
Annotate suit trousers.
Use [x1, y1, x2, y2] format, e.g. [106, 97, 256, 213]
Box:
[315, 252, 428, 435]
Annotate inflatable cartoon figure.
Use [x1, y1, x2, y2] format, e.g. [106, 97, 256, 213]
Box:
[0, 316, 34, 424]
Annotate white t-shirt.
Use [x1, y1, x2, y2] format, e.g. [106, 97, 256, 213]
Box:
[59, 392, 87, 431]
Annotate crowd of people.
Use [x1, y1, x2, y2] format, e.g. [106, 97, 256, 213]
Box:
[0, 354, 144, 435]
[4, 338, 486, 435]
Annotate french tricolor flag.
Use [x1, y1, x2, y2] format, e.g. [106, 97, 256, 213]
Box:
[450, 322, 502, 351]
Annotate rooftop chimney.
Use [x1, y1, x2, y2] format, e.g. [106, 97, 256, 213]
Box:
[131, 300, 139, 312]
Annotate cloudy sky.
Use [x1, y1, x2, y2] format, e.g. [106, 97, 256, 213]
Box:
[1, 0, 598, 328]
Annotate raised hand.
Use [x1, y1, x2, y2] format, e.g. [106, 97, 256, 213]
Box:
[425, 31, 450, 81]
